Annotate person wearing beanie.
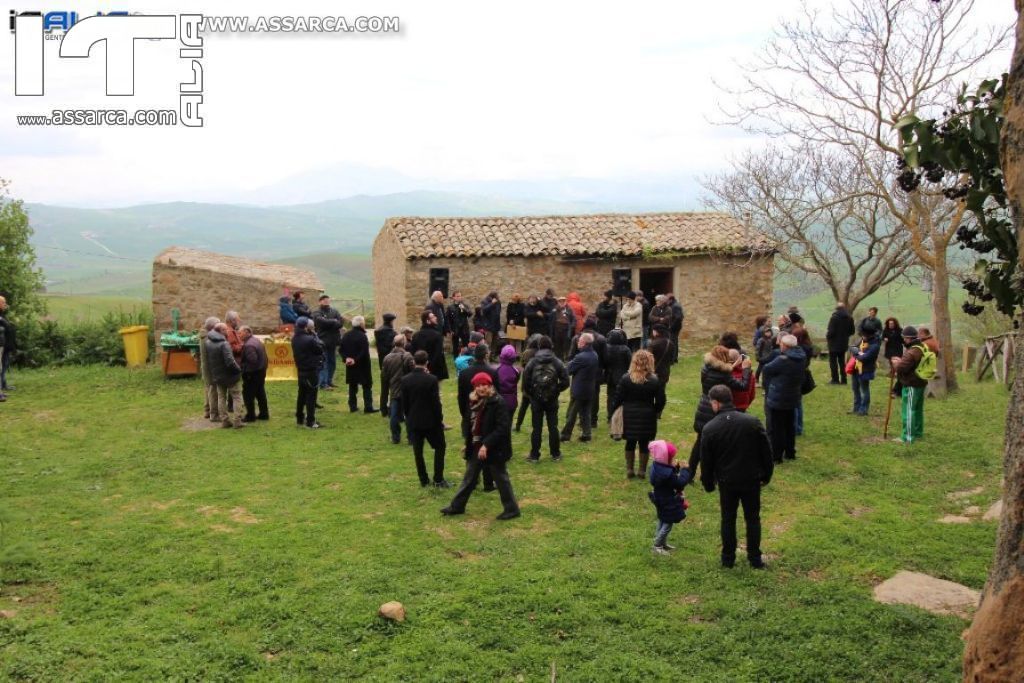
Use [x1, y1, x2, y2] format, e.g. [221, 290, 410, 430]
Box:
[617, 291, 643, 352]
[374, 312, 398, 371]
[496, 344, 521, 414]
[400, 350, 450, 487]
[595, 289, 619, 336]
[442, 371, 521, 520]
[647, 439, 692, 555]
[457, 344, 499, 439]
[700, 384, 774, 569]
[890, 325, 929, 444]
[291, 316, 325, 429]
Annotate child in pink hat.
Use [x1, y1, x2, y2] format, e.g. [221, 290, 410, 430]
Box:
[647, 439, 692, 555]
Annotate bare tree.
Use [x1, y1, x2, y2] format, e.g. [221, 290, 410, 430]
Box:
[717, 0, 1009, 392]
[703, 142, 917, 312]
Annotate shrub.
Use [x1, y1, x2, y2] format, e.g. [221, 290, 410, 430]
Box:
[13, 310, 154, 368]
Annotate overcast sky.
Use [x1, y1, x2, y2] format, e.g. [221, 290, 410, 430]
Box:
[0, 0, 1014, 207]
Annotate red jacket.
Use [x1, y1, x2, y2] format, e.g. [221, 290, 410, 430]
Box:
[225, 326, 244, 362]
[730, 367, 756, 411]
[566, 293, 586, 334]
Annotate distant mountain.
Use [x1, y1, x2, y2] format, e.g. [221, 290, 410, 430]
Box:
[28, 190, 672, 295]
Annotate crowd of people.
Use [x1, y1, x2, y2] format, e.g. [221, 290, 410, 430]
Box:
[194, 289, 941, 565]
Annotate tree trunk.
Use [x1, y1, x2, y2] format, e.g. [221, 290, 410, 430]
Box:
[931, 255, 958, 394]
[962, 2, 1024, 679]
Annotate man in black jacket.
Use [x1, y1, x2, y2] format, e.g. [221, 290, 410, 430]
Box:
[594, 290, 618, 336]
[411, 310, 449, 383]
[312, 295, 344, 390]
[401, 351, 450, 488]
[480, 292, 502, 354]
[668, 293, 684, 363]
[446, 292, 472, 360]
[340, 316, 375, 413]
[700, 385, 774, 569]
[560, 332, 599, 443]
[427, 291, 449, 335]
[291, 291, 311, 319]
[442, 372, 520, 519]
[239, 326, 269, 422]
[374, 313, 398, 371]
[523, 336, 570, 462]
[570, 317, 607, 426]
[857, 306, 882, 338]
[825, 303, 855, 385]
[292, 317, 325, 429]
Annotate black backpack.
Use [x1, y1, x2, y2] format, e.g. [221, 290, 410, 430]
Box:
[531, 361, 560, 401]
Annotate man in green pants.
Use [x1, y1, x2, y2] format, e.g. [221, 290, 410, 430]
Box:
[891, 326, 927, 444]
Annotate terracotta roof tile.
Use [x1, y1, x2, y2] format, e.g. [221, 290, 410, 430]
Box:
[384, 212, 767, 259]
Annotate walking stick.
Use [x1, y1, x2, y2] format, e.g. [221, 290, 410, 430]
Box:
[883, 368, 896, 439]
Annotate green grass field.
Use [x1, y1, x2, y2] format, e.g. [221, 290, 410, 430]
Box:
[41, 294, 148, 323]
[0, 356, 1007, 681]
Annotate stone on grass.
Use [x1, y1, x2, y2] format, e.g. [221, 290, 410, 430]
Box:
[982, 499, 1003, 521]
[378, 601, 406, 622]
[938, 515, 972, 524]
[873, 571, 980, 619]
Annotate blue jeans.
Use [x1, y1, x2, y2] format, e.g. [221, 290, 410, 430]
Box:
[319, 344, 337, 387]
[794, 400, 803, 436]
[388, 398, 404, 443]
[654, 520, 673, 547]
[851, 375, 871, 414]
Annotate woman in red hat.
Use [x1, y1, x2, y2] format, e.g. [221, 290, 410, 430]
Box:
[441, 372, 521, 520]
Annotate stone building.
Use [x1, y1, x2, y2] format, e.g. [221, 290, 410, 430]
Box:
[152, 247, 323, 334]
[372, 212, 774, 343]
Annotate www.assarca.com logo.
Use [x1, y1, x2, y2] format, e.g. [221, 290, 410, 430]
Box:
[12, 11, 204, 127]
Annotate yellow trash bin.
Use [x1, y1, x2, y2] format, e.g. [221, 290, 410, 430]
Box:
[118, 325, 150, 368]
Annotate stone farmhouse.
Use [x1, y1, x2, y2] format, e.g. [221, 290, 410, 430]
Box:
[372, 212, 774, 342]
[152, 247, 323, 334]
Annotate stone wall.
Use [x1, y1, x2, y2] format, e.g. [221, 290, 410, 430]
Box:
[382, 252, 773, 345]
[152, 247, 323, 334]
[371, 228, 409, 326]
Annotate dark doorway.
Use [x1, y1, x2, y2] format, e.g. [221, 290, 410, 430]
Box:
[639, 268, 673, 300]
[428, 268, 450, 299]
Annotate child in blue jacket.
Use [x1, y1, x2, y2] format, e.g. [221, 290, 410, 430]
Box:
[648, 439, 692, 555]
